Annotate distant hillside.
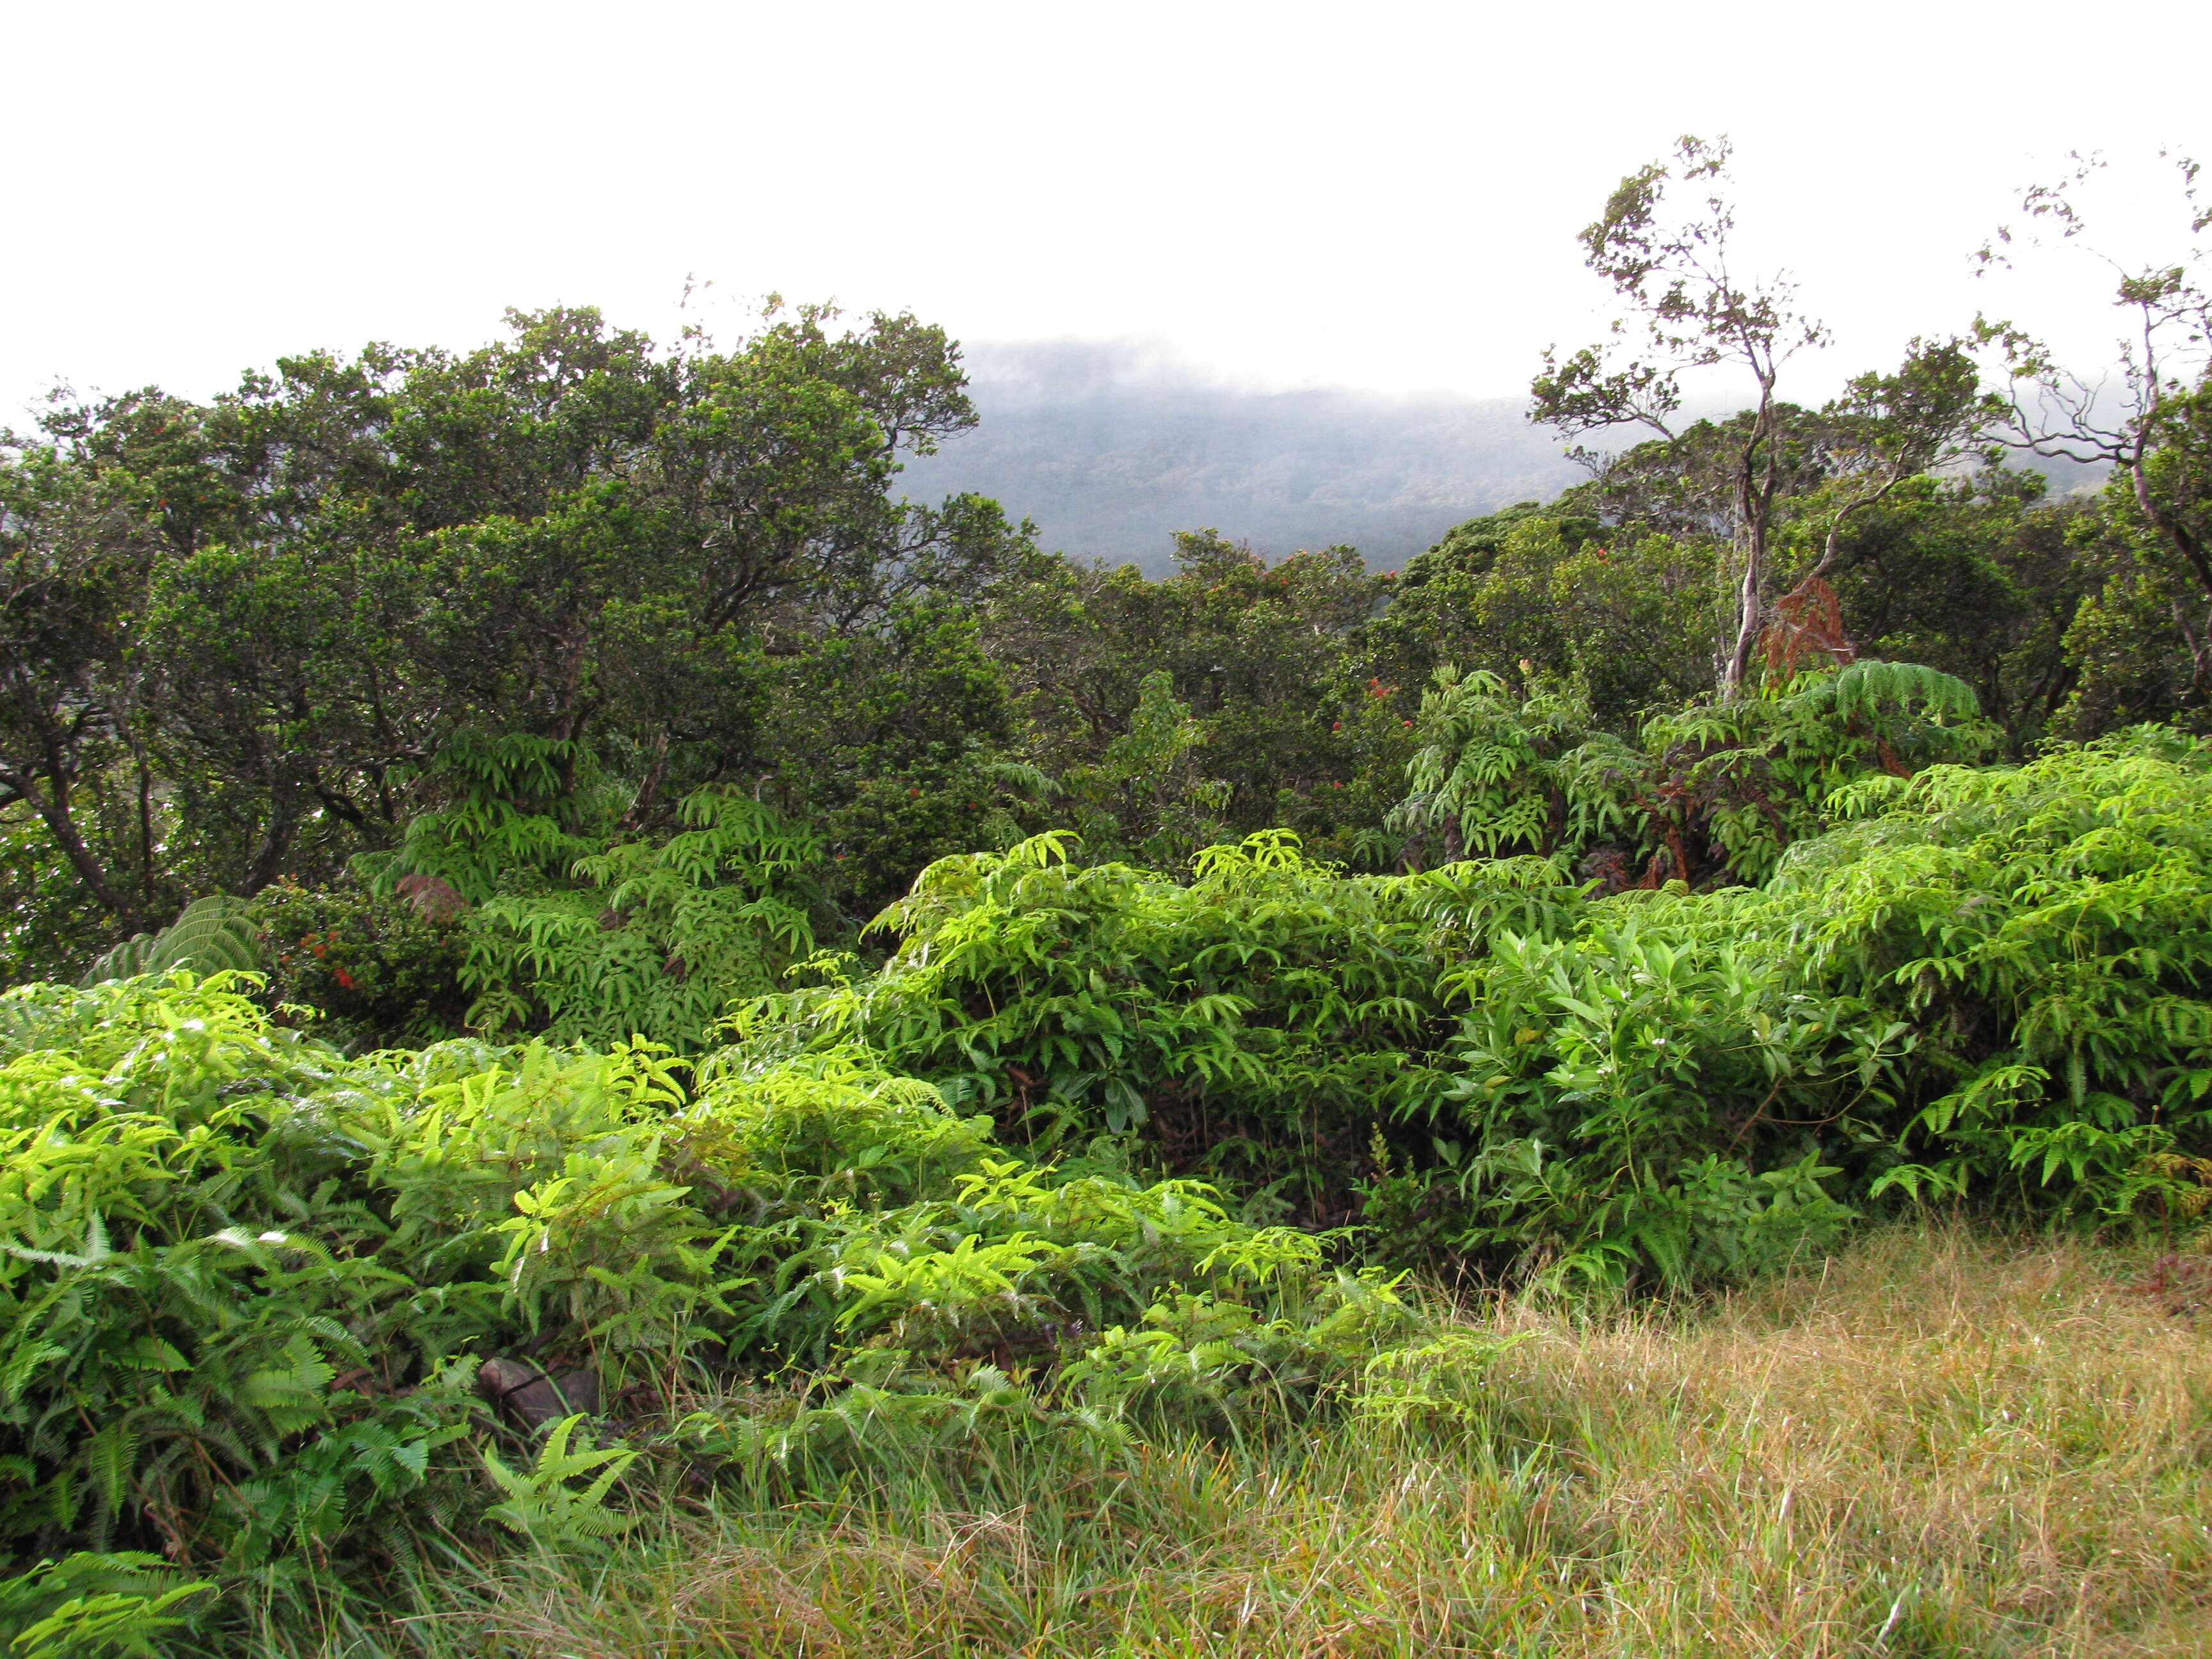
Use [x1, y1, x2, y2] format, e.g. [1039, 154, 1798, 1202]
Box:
[897, 341, 1582, 572]
[899, 342, 2112, 573]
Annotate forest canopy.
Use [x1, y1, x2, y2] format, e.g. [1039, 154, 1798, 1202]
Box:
[6, 284, 2207, 984]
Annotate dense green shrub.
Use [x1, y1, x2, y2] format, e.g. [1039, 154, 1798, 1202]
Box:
[251, 881, 471, 1051]
[739, 726, 2212, 1288]
[1772, 728, 2212, 1218]
[739, 831, 1583, 1212]
[1421, 726, 2212, 1285]
[456, 786, 822, 1051]
[1394, 657, 1994, 885]
[0, 972, 1393, 1643]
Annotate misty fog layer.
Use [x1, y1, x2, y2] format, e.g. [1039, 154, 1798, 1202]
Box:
[897, 341, 1582, 572]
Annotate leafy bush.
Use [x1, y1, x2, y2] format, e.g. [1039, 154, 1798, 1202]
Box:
[739, 830, 1582, 1209]
[1439, 909, 1895, 1286]
[1775, 727, 2212, 1222]
[1395, 657, 1994, 885]
[251, 880, 472, 1051]
[0, 971, 1387, 1642]
[742, 724, 2212, 1290]
[459, 786, 822, 1051]
[1391, 666, 1641, 864]
[1417, 725, 2212, 1285]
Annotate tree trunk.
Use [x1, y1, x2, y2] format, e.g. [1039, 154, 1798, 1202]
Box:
[239, 758, 307, 895]
[1722, 387, 1779, 696]
[0, 764, 138, 924]
[2169, 595, 2212, 701]
[620, 731, 671, 832]
[1725, 538, 1765, 693]
[2132, 454, 2212, 607]
[136, 747, 155, 910]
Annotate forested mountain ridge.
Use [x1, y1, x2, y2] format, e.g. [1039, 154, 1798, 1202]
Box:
[896, 341, 2110, 574]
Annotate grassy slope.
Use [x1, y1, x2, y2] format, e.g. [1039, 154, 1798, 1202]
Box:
[293, 1228, 2210, 1658]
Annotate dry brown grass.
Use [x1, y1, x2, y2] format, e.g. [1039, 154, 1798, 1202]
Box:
[1475, 1226, 2212, 1656]
[409, 1227, 2212, 1658]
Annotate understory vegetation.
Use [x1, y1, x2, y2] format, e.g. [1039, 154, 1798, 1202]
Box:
[3, 142, 2210, 1653]
[380, 1229, 2212, 1658]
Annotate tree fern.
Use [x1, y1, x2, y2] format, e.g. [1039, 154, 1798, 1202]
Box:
[79, 897, 260, 986]
[461, 786, 822, 1050]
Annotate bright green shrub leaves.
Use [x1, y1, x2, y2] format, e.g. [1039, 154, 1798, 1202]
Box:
[1777, 728, 2212, 1219]
[734, 724, 2212, 1288]
[448, 785, 822, 1052]
[0, 970, 1368, 1630]
[1431, 726, 2212, 1284]
[741, 830, 1538, 1201]
[1440, 915, 1900, 1286]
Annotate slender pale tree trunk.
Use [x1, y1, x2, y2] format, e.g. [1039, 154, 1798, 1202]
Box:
[1722, 380, 1781, 696]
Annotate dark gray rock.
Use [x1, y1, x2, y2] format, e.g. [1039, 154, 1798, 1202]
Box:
[477, 1358, 600, 1429]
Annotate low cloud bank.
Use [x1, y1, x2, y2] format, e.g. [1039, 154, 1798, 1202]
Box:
[899, 341, 1581, 572]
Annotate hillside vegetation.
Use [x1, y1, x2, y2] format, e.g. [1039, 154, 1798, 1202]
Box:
[1, 142, 2209, 1653]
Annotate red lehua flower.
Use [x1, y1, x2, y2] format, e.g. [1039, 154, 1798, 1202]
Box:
[333, 968, 358, 991]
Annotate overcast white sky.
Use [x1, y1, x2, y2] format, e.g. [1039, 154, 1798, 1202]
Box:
[7, 0, 2208, 422]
